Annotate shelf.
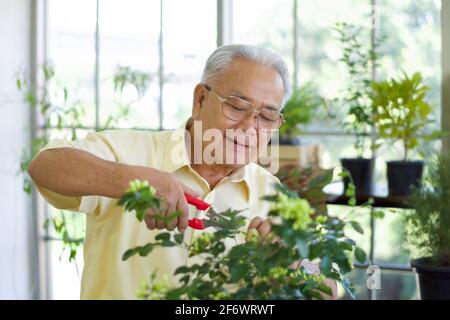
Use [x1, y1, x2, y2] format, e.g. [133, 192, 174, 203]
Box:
[324, 182, 413, 209]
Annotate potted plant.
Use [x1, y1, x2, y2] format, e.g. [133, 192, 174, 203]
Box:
[278, 82, 324, 145]
[406, 153, 450, 299]
[118, 179, 367, 300]
[370, 71, 444, 196]
[334, 22, 382, 196]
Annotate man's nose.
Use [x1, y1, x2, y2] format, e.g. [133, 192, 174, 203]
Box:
[239, 111, 259, 130]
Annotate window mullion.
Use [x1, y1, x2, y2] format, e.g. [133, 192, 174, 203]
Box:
[442, 0, 450, 153]
[94, 0, 100, 131]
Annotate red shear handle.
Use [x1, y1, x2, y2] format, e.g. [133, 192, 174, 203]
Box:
[188, 218, 205, 230]
[184, 193, 210, 211]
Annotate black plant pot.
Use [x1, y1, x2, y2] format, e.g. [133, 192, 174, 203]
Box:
[340, 158, 374, 196]
[411, 258, 450, 300]
[386, 160, 424, 197]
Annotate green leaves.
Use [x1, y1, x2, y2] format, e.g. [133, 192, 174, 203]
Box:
[174, 233, 184, 245]
[118, 179, 161, 222]
[308, 168, 334, 190]
[371, 71, 442, 161]
[371, 210, 385, 219]
[122, 243, 154, 261]
[319, 256, 332, 274]
[334, 21, 383, 156]
[296, 237, 309, 258]
[230, 264, 248, 282]
[354, 247, 367, 263]
[174, 266, 191, 275]
[122, 233, 182, 261]
[279, 82, 325, 139]
[350, 221, 364, 235]
[155, 233, 171, 242]
[120, 181, 363, 300]
[113, 65, 151, 98]
[339, 277, 356, 300]
[407, 153, 450, 267]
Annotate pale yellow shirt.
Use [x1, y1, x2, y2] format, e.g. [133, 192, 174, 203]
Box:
[35, 125, 279, 300]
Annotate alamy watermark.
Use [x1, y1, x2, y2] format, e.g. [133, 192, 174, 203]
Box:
[367, 265, 381, 290]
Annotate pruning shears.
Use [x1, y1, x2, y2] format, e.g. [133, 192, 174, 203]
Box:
[184, 193, 221, 230]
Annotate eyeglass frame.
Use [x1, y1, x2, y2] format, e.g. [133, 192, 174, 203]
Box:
[203, 84, 285, 130]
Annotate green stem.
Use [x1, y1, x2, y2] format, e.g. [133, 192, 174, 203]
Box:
[404, 138, 408, 162]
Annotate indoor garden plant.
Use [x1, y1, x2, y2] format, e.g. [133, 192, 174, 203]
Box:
[276, 165, 334, 216]
[334, 22, 382, 196]
[278, 82, 324, 145]
[118, 179, 367, 300]
[406, 153, 450, 299]
[370, 71, 444, 196]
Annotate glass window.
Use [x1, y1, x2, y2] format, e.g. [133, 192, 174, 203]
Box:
[47, 0, 97, 127]
[41, 0, 442, 300]
[233, 0, 294, 79]
[297, 0, 372, 126]
[377, 0, 441, 128]
[98, 0, 161, 129]
[162, 0, 217, 129]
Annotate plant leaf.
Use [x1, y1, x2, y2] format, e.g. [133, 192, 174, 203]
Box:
[354, 246, 367, 263]
[319, 256, 332, 274]
[350, 221, 364, 234]
[174, 233, 184, 245]
[155, 232, 171, 242]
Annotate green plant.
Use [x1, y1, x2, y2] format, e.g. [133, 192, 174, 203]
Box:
[276, 165, 334, 216]
[279, 83, 324, 140]
[334, 22, 383, 157]
[113, 65, 151, 98]
[118, 179, 368, 300]
[371, 72, 444, 161]
[406, 153, 450, 266]
[19, 63, 152, 261]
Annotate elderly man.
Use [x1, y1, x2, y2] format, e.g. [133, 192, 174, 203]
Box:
[29, 44, 336, 299]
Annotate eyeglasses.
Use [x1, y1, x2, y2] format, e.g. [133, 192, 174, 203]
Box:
[204, 84, 284, 130]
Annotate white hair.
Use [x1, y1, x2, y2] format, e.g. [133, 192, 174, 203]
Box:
[200, 44, 292, 107]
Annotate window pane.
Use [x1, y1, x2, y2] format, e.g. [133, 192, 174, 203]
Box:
[340, 268, 370, 300]
[373, 208, 413, 265]
[47, 0, 96, 127]
[298, 0, 372, 131]
[377, 0, 441, 129]
[378, 271, 417, 300]
[50, 240, 84, 299]
[233, 0, 293, 79]
[162, 0, 217, 129]
[298, 134, 370, 168]
[99, 0, 161, 129]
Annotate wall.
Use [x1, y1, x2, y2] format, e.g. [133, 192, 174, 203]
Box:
[0, 0, 37, 299]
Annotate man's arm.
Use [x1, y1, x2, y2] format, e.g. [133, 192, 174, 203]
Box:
[29, 147, 135, 198]
[29, 147, 196, 232]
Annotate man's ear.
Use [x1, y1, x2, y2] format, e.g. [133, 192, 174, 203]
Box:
[192, 84, 207, 119]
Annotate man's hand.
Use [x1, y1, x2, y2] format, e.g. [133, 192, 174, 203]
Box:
[245, 217, 275, 242]
[140, 168, 198, 233]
